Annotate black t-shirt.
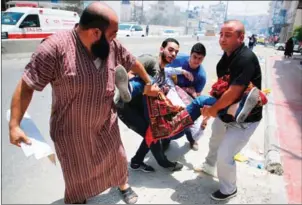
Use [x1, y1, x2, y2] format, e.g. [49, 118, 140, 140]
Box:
[216, 43, 262, 122]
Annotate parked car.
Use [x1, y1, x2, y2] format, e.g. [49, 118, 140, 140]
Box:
[117, 23, 145, 37]
[256, 35, 266, 45]
[162, 29, 179, 37]
[275, 42, 302, 54]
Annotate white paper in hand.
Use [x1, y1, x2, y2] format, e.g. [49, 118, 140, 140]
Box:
[7, 110, 56, 164]
[166, 87, 186, 107]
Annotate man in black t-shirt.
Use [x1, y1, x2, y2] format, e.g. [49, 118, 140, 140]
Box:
[197, 20, 263, 201]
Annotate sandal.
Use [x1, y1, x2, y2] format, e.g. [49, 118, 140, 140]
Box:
[72, 199, 87, 204]
[118, 187, 138, 204]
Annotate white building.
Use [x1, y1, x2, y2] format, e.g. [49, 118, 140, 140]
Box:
[209, 2, 226, 27]
[120, 0, 131, 22]
[279, 1, 302, 42]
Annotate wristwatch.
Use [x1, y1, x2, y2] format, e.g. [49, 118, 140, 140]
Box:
[143, 82, 152, 95]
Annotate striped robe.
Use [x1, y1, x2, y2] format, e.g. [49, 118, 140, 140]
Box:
[22, 29, 136, 203]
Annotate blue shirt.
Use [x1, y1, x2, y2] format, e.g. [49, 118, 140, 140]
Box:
[166, 53, 207, 93]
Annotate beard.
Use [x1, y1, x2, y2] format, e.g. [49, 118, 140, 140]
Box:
[91, 33, 110, 60]
[161, 51, 170, 64]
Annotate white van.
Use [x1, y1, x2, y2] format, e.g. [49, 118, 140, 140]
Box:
[1, 7, 79, 39]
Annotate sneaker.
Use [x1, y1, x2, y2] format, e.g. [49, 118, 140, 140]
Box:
[115, 65, 132, 103]
[190, 141, 199, 151]
[130, 162, 155, 173]
[236, 87, 260, 123]
[210, 189, 237, 201]
[168, 162, 183, 172]
[194, 162, 217, 177]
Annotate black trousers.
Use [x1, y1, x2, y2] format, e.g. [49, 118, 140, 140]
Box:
[117, 102, 175, 168]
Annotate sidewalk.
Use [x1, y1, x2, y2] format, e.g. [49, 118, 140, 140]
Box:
[266, 55, 302, 204]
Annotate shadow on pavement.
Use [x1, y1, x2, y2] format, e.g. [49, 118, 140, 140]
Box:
[170, 174, 229, 204]
[128, 140, 191, 189]
[51, 198, 64, 204]
[273, 145, 302, 160]
[51, 188, 122, 204]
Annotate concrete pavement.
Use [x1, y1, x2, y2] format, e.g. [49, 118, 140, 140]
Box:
[1, 41, 289, 204]
[267, 54, 302, 204]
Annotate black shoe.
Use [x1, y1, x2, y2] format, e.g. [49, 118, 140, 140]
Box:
[210, 189, 237, 201]
[190, 141, 199, 151]
[130, 162, 155, 173]
[72, 199, 87, 204]
[168, 162, 183, 172]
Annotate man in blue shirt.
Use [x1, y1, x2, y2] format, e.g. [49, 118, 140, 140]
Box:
[166, 43, 207, 98]
[163, 43, 207, 151]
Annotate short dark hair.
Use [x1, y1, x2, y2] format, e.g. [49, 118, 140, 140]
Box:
[191, 43, 206, 56]
[161, 38, 179, 48]
[79, 7, 110, 31]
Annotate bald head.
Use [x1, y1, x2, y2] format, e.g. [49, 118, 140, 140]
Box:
[79, 2, 118, 31]
[219, 20, 245, 55]
[224, 20, 245, 36]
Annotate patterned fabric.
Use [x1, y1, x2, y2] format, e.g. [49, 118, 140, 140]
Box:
[145, 86, 194, 147]
[210, 74, 255, 99]
[209, 75, 230, 98]
[22, 29, 136, 203]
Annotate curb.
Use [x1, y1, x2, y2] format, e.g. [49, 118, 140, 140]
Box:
[263, 55, 284, 175]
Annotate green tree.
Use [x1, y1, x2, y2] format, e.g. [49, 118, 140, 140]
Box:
[294, 26, 302, 42]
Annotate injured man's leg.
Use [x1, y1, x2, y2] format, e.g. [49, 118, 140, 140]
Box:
[115, 65, 267, 142]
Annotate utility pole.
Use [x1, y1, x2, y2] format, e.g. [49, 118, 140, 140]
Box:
[141, 0, 144, 24]
[224, 0, 229, 22]
[185, 0, 191, 35]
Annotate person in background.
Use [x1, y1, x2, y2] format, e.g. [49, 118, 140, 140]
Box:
[248, 34, 257, 50]
[284, 37, 294, 58]
[146, 25, 149, 36]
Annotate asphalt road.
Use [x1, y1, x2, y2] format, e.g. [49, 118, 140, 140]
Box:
[1, 36, 220, 204]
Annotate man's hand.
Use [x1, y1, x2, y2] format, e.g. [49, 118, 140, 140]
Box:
[9, 126, 31, 147]
[201, 106, 218, 118]
[182, 70, 194, 82]
[128, 71, 136, 79]
[143, 83, 160, 97]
